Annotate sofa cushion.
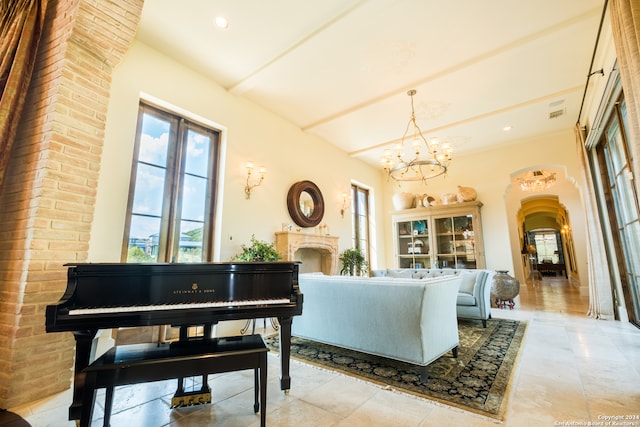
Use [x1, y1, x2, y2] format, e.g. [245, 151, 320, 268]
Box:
[386, 269, 414, 279]
[412, 270, 431, 280]
[458, 271, 477, 294]
[457, 293, 476, 306]
[415, 269, 446, 279]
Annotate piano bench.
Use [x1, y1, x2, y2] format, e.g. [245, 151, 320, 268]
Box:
[80, 334, 268, 427]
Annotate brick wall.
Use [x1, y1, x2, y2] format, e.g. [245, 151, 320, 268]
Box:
[0, 0, 142, 409]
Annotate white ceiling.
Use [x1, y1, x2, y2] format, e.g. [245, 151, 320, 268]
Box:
[136, 0, 605, 167]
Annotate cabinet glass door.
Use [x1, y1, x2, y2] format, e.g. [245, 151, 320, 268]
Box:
[435, 214, 476, 269]
[396, 220, 431, 268]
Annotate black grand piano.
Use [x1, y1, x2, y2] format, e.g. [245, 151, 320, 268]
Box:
[45, 262, 302, 422]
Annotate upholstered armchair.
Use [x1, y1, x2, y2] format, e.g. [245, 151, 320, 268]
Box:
[455, 270, 494, 327]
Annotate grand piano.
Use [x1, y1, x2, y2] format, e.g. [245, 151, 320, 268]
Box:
[45, 262, 302, 422]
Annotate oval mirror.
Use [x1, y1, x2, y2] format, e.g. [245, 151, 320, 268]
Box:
[299, 191, 314, 217]
[287, 181, 324, 227]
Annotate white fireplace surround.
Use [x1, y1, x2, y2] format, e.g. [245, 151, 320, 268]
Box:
[275, 231, 339, 275]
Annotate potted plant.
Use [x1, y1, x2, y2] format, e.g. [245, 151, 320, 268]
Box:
[232, 235, 282, 262]
[339, 247, 368, 276]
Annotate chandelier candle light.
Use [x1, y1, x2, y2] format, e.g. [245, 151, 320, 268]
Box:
[382, 89, 452, 183]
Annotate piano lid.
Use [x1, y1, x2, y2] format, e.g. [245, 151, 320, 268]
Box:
[61, 262, 300, 309]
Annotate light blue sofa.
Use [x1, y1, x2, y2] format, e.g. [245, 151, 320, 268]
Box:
[292, 273, 461, 382]
[370, 268, 494, 327]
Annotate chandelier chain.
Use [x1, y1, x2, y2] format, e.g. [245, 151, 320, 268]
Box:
[382, 89, 451, 183]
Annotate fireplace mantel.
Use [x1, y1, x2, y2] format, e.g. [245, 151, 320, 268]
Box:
[275, 231, 339, 275]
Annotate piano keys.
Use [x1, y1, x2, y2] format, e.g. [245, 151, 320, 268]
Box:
[45, 262, 302, 422]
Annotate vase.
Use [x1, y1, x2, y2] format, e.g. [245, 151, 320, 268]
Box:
[456, 185, 477, 202]
[441, 193, 457, 204]
[491, 270, 520, 309]
[422, 195, 436, 206]
[392, 192, 415, 210]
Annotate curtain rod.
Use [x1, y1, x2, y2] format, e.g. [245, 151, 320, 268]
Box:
[576, 0, 609, 125]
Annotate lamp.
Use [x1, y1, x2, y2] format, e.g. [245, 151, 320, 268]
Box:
[244, 161, 266, 199]
[518, 170, 556, 192]
[340, 193, 352, 218]
[381, 89, 452, 183]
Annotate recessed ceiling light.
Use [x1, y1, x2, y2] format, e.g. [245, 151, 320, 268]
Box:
[215, 16, 229, 30]
[503, 125, 512, 132]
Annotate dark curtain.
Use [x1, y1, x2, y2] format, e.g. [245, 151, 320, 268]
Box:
[0, 0, 48, 191]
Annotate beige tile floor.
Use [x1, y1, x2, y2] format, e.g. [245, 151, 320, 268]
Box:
[11, 276, 640, 426]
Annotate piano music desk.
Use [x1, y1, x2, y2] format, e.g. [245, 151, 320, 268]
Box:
[81, 334, 268, 427]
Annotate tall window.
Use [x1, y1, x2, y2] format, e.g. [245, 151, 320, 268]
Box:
[592, 94, 640, 326]
[122, 102, 220, 263]
[350, 184, 370, 263]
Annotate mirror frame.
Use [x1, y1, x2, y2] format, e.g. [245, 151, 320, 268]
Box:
[287, 180, 325, 228]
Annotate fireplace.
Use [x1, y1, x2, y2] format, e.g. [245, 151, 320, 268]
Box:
[275, 231, 339, 275]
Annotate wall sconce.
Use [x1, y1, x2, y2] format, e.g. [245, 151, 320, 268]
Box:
[340, 193, 352, 218]
[244, 161, 266, 199]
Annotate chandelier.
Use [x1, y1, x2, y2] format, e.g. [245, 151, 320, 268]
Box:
[381, 89, 452, 183]
[518, 170, 557, 192]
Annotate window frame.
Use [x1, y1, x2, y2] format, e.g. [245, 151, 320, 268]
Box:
[121, 101, 221, 263]
[589, 84, 640, 326]
[350, 183, 371, 264]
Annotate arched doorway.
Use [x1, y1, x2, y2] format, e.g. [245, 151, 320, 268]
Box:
[516, 196, 578, 284]
[504, 166, 590, 314]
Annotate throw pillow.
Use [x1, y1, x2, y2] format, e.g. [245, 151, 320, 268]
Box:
[459, 272, 477, 294]
[387, 269, 414, 279]
[369, 270, 387, 277]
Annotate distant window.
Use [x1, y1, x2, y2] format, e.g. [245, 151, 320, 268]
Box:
[351, 184, 370, 264]
[122, 102, 220, 263]
[532, 230, 559, 264]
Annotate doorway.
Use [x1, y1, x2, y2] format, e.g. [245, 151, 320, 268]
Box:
[517, 196, 578, 285]
[526, 228, 567, 278]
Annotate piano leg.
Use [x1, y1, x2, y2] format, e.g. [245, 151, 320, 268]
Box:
[277, 316, 293, 392]
[69, 330, 98, 422]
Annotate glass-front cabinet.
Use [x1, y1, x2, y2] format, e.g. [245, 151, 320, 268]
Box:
[392, 201, 485, 269]
[396, 218, 431, 268]
[434, 214, 478, 269]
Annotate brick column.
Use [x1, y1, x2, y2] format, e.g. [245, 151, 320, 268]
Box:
[0, 0, 142, 409]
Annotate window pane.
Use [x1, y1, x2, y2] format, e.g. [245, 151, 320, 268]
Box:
[139, 114, 170, 167]
[357, 191, 368, 215]
[176, 220, 203, 262]
[620, 220, 640, 272]
[127, 215, 161, 262]
[534, 232, 559, 264]
[181, 174, 207, 222]
[614, 172, 635, 226]
[184, 129, 210, 177]
[357, 219, 367, 244]
[131, 163, 166, 217]
[606, 119, 626, 175]
[358, 239, 368, 258]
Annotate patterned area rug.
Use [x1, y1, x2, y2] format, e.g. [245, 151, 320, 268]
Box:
[266, 318, 526, 420]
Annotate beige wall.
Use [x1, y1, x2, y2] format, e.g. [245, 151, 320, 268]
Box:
[90, 41, 386, 265]
[93, 37, 614, 293]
